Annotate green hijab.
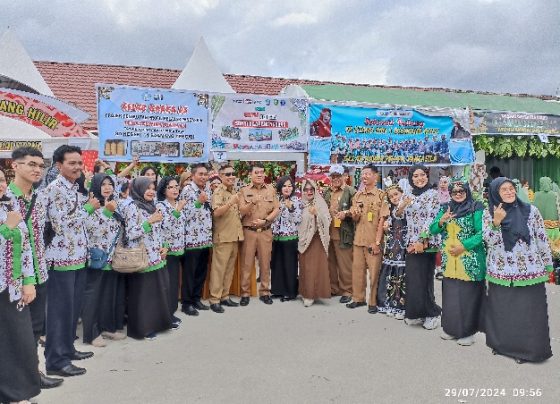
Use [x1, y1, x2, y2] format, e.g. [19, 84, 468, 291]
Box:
[533, 176, 559, 220]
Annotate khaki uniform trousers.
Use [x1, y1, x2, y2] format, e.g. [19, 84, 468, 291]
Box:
[241, 228, 273, 297]
[352, 246, 383, 305]
[328, 242, 353, 297]
[209, 242, 239, 304]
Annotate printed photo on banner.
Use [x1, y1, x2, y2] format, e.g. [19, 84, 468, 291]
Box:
[210, 94, 308, 151]
[308, 103, 473, 166]
[96, 85, 209, 163]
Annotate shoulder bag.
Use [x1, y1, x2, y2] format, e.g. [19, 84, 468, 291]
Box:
[111, 208, 150, 273]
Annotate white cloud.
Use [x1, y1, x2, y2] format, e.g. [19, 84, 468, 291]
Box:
[272, 12, 318, 27]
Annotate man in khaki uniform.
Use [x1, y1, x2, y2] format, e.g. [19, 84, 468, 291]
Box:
[209, 165, 244, 313]
[346, 163, 388, 313]
[238, 164, 279, 306]
[324, 165, 355, 304]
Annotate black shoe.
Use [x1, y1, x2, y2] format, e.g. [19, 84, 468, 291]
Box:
[171, 315, 182, 324]
[515, 357, 526, 364]
[221, 298, 239, 307]
[435, 272, 444, 281]
[280, 296, 295, 302]
[40, 371, 63, 389]
[339, 296, 352, 304]
[346, 301, 367, 309]
[368, 305, 378, 314]
[47, 364, 86, 377]
[240, 297, 250, 306]
[259, 295, 273, 305]
[182, 305, 199, 316]
[211, 303, 225, 313]
[193, 301, 210, 311]
[72, 351, 94, 361]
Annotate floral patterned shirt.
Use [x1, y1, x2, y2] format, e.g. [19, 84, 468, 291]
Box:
[6, 183, 49, 285]
[0, 202, 34, 302]
[122, 202, 165, 272]
[85, 207, 121, 269]
[180, 183, 212, 249]
[272, 196, 302, 240]
[156, 200, 186, 255]
[403, 188, 441, 249]
[45, 175, 95, 271]
[483, 206, 553, 286]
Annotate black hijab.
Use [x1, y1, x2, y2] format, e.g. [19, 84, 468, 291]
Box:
[488, 177, 531, 252]
[443, 179, 483, 219]
[90, 174, 114, 206]
[130, 176, 156, 214]
[408, 165, 430, 196]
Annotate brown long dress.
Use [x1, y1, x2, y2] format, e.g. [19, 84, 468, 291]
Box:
[298, 233, 330, 299]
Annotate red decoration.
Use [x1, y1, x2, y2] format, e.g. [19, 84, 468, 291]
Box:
[82, 150, 98, 172]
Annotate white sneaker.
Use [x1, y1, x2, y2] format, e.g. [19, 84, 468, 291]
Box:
[386, 311, 395, 317]
[91, 335, 107, 347]
[457, 335, 475, 346]
[404, 318, 424, 326]
[440, 331, 455, 340]
[303, 298, 314, 307]
[423, 316, 440, 330]
[394, 311, 405, 320]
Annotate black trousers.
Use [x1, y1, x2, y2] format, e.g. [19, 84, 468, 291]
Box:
[29, 280, 48, 344]
[99, 271, 126, 333]
[181, 248, 210, 306]
[167, 254, 181, 315]
[45, 269, 87, 370]
[81, 269, 104, 343]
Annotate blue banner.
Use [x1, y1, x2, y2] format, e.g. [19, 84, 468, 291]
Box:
[96, 85, 209, 163]
[308, 104, 467, 166]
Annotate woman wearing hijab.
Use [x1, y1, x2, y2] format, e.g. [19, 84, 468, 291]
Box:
[398, 165, 442, 330]
[484, 177, 553, 363]
[271, 176, 302, 302]
[429, 178, 485, 346]
[0, 167, 41, 404]
[156, 176, 186, 327]
[82, 174, 122, 347]
[533, 176, 560, 258]
[298, 179, 331, 307]
[123, 177, 173, 340]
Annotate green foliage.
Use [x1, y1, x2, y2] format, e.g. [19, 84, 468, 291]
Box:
[474, 135, 560, 159]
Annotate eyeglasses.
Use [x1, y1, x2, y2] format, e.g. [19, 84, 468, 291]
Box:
[223, 172, 235, 177]
[303, 187, 315, 193]
[451, 189, 466, 195]
[17, 161, 45, 170]
[166, 184, 179, 189]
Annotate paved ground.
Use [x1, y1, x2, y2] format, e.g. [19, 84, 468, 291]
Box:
[38, 282, 560, 404]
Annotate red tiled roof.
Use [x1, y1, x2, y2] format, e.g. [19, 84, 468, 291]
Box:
[34, 61, 330, 130]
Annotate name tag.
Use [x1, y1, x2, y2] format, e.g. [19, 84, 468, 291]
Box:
[334, 218, 341, 228]
[367, 212, 373, 222]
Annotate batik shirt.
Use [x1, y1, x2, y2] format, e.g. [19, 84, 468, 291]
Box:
[45, 176, 95, 271]
[0, 201, 34, 302]
[156, 199, 186, 256]
[483, 206, 553, 287]
[180, 183, 212, 249]
[85, 207, 121, 270]
[6, 183, 48, 285]
[403, 188, 441, 250]
[272, 196, 302, 240]
[122, 202, 165, 273]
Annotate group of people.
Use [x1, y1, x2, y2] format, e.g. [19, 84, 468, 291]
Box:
[1, 145, 555, 404]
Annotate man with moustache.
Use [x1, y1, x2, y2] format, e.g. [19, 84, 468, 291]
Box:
[346, 164, 388, 313]
[208, 164, 244, 313]
[238, 164, 279, 306]
[7, 147, 63, 388]
[323, 165, 355, 304]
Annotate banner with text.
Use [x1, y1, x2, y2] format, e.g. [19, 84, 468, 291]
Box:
[308, 103, 469, 166]
[210, 94, 308, 152]
[97, 85, 209, 163]
[472, 111, 560, 136]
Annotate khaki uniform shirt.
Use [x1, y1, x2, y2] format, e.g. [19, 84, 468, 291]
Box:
[211, 184, 244, 243]
[239, 183, 279, 227]
[352, 187, 388, 247]
[328, 188, 344, 241]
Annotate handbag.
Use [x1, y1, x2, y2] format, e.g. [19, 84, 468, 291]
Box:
[111, 209, 150, 273]
[88, 231, 119, 270]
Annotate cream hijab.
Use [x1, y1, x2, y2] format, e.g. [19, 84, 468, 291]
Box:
[298, 179, 331, 254]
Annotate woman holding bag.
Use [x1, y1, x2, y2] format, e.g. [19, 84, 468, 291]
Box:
[123, 177, 174, 340]
[82, 174, 121, 347]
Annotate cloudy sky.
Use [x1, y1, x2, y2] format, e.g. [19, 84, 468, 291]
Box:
[2, 0, 559, 96]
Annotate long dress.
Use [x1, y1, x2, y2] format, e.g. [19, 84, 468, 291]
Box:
[430, 209, 486, 338]
[377, 209, 407, 316]
[298, 233, 331, 299]
[483, 206, 553, 362]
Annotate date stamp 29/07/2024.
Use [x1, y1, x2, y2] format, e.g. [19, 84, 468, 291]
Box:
[444, 388, 543, 399]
